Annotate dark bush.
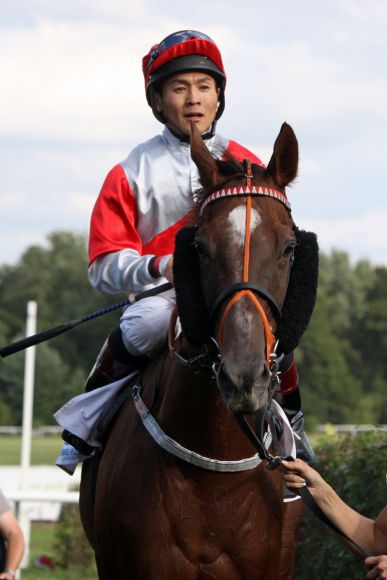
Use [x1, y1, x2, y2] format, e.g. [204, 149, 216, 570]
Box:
[296, 431, 387, 579]
[54, 489, 95, 572]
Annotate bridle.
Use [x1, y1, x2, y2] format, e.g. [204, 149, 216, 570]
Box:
[206, 160, 288, 367]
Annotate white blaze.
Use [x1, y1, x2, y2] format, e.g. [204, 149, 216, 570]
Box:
[228, 206, 262, 244]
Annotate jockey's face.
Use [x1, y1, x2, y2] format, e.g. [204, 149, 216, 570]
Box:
[155, 72, 220, 136]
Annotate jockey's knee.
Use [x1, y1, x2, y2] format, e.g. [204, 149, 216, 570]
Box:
[119, 292, 175, 358]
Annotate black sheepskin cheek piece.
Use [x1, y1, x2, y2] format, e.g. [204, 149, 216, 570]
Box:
[173, 227, 212, 347]
[276, 227, 319, 354]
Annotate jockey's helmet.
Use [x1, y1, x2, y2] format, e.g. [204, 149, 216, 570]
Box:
[142, 30, 226, 123]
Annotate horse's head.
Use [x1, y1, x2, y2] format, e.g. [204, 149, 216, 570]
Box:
[175, 123, 317, 413]
[189, 123, 298, 414]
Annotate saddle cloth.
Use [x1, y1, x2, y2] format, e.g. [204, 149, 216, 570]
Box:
[54, 372, 138, 474]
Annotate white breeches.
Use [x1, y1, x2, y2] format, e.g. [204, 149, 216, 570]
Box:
[119, 288, 176, 357]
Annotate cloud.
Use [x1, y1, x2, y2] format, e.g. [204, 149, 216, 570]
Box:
[0, 1, 386, 268]
[0, 20, 156, 143]
[301, 210, 387, 265]
[1, 0, 149, 26]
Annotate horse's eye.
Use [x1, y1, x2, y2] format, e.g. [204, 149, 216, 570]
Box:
[283, 240, 296, 258]
[195, 240, 211, 262]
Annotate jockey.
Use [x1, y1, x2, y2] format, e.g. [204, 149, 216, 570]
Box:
[85, 30, 315, 464]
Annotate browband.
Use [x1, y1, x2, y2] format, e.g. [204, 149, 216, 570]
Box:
[198, 185, 291, 216]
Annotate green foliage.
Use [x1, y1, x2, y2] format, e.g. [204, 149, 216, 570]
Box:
[297, 249, 387, 426]
[299, 295, 362, 423]
[0, 231, 123, 426]
[22, 522, 97, 579]
[54, 493, 95, 571]
[296, 431, 387, 579]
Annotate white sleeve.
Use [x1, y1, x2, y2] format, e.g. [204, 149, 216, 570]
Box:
[88, 249, 171, 294]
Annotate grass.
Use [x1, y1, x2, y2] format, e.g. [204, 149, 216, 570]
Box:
[0, 436, 62, 465]
[21, 522, 97, 580]
[23, 568, 97, 580]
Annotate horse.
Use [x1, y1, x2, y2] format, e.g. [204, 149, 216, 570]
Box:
[80, 122, 318, 579]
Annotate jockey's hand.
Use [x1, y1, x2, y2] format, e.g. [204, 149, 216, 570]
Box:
[282, 458, 328, 503]
[365, 555, 387, 579]
[164, 256, 174, 285]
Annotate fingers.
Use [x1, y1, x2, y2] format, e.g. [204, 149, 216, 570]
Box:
[283, 476, 307, 489]
[365, 555, 387, 579]
[281, 461, 308, 489]
[282, 460, 329, 501]
[282, 458, 324, 487]
[282, 458, 309, 474]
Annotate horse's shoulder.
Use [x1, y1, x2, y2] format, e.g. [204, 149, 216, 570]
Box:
[140, 349, 171, 408]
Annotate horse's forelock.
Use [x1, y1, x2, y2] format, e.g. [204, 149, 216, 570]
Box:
[216, 155, 245, 177]
[194, 156, 245, 205]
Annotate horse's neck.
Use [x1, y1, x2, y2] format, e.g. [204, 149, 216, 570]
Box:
[155, 337, 257, 461]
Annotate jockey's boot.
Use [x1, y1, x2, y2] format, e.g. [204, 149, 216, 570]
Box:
[278, 352, 316, 466]
[85, 327, 148, 392]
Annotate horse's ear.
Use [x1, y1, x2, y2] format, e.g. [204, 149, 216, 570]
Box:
[266, 122, 298, 188]
[190, 122, 221, 190]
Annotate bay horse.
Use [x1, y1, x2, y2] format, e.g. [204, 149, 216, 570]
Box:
[80, 122, 315, 579]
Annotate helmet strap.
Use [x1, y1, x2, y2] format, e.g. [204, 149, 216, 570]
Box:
[168, 121, 217, 143]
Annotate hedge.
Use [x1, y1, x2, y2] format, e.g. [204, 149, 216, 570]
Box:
[295, 431, 387, 579]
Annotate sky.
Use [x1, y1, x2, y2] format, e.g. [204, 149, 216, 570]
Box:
[1, 0, 387, 267]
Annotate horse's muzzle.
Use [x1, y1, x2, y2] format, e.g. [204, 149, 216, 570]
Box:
[215, 360, 270, 414]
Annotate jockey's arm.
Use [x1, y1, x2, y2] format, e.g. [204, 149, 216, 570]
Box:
[88, 250, 172, 295]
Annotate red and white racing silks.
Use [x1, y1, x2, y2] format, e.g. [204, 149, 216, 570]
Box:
[88, 126, 263, 295]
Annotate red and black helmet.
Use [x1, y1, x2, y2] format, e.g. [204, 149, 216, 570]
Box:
[142, 30, 227, 123]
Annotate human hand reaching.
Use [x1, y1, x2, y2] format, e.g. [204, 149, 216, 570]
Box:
[282, 458, 329, 503]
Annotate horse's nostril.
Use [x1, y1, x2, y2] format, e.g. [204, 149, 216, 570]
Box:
[261, 362, 271, 382]
[216, 362, 235, 395]
[217, 358, 271, 395]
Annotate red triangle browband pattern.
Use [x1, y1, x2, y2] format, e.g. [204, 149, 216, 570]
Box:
[198, 185, 291, 216]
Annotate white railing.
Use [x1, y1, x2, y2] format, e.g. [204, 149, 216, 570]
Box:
[7, 490, 79, 503]
[316, 424, 387, 432]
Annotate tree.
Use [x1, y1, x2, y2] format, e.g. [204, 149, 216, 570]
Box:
[0, 231, 121, 425]
[298, 291, 362, 425]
